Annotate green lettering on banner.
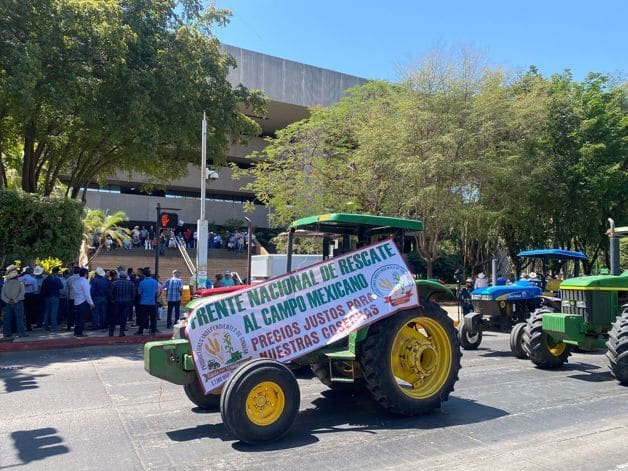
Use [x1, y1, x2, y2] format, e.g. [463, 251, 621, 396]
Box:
[247, 288, 261, 307]
[195, 306, 210, 327]
[307, 289, 325, 308]
[379, 243, 394, 258]
[243, 313, 261, 333]
[338, 258, 350, 275]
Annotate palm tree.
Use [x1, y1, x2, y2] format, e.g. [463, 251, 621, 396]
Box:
[79, 209, 131, 266]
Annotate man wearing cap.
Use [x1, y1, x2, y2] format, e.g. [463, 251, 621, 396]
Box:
[90, 267, 110, 329]
[111, 271, 135, 336]
[19, 266, 38, 331]
[41, 267, 64, 331]
[73, 268, 95, 337]
[2, 265, 26, 338]
[221, 271, 235, 287]
[135, 268, 159, 335]
[163, 269, 183, 329]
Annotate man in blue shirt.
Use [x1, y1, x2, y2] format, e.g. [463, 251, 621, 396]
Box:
[163, 269, 183, 329]
[221, 271, 235, 287]
[135, 268, 159, 335]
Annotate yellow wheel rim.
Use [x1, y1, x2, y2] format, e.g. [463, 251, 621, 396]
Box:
[245, 381, 285, 426]
[390, 316, 452, 399]
[548, 341, 566, 357]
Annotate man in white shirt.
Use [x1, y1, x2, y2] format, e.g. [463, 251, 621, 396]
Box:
[73, 268, 94, 337]
[65, 267, 81, 331]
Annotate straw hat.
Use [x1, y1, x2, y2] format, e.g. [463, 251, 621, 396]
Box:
[5, 268, 19, 279]
[95, 267, 106, 277]
[529, 272, 537, 279]
[33, 266, 44, 276]
[478, 272, 486, 279]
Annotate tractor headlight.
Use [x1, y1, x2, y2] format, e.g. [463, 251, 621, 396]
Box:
[576, 301, 587, 309]
[481, 295, 492, 300]
[562, 300, 571, 307]
[471, 295, 481, 300]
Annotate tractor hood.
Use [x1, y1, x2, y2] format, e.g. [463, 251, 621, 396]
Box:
[471, 280, 542, 301]
[560, 272, 628, 290]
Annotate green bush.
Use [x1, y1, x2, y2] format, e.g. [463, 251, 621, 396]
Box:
[0, 190, 82, 265]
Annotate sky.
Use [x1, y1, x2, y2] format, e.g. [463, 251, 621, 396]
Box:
[214, 0, 627, 82]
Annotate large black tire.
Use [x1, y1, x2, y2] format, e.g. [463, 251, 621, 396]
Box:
[458, 320, 482, 350]
[183, 377, 221, 410]
[358, 304, 461, 416]
[220, 358, 300, 444]
[310, 361, 364, 392]
[606, 308, 628, 385]
[509, 322, 527, 359]
[523, 308, 571, 368]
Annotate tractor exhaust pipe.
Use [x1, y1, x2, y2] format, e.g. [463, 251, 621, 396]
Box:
[608, 218, 620, 276]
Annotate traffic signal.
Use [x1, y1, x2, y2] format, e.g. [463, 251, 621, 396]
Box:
[160, 212, 178, 228]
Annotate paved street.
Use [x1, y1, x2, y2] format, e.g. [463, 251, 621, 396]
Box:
[1, 331, 627, 471]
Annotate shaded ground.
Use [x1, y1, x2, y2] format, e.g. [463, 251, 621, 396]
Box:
[0, 332, 626, 470]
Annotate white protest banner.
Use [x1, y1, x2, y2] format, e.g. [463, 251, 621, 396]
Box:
[185, 239, 419, 393]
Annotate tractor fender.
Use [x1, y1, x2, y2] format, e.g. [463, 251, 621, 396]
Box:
[464, 312, 482, 335]
[415, 280, 456, 303]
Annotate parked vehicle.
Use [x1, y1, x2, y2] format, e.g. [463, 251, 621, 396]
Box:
[523, 219, 627, 385]
[460, 249, 587, 357]
[144, 213, 462, 444]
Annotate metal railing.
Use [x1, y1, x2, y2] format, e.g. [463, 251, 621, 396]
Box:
[175, 237, 197, 276]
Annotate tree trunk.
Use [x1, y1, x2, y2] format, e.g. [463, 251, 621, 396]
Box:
[22, 130, 36, 192]
[426, 258, 434, 279]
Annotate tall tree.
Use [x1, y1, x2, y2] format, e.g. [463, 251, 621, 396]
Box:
[0, 0, 265, 196]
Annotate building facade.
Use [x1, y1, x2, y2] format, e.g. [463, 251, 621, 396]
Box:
[85, 45, 367, 228]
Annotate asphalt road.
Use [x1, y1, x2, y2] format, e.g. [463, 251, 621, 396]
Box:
[1, 332, 627, 471]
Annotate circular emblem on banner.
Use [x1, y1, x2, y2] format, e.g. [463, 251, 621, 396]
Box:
[196, 322, 249, 372]
[371, 264, 410, 298]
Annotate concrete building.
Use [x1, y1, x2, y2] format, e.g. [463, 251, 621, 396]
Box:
[85, 45, 367, 228]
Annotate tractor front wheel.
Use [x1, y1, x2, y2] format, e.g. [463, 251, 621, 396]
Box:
[509, 322, 527, 359]
[183, 377, 220, 410]
[606, 308, 628, 385]
[523, 308, 571, 368]
[458, 320, 482, 350]
[359, 304, 461, 416]
[220, 359, 300, 444]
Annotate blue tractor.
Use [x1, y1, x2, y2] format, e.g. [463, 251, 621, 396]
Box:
[458, 249, 587, 357]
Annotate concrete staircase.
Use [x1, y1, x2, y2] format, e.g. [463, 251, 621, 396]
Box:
[89, 247, 249, 282]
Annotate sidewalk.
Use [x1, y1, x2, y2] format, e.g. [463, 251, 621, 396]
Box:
[0, 316, 171, 353]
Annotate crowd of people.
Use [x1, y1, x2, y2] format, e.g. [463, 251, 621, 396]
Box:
[93, 225, 256, 255]
[0, 264, 188, 340]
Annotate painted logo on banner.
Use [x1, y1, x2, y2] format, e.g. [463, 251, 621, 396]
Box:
[186, 240, 419, 393]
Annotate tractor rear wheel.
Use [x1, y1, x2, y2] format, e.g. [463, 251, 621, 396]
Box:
[220, 358, 299, 444]
[509, 322, 527, 359]
[458, 320, 482, 350]
[523, 308, 571, 368]
[183, 377, 220, 410]
[359, 304, 461, 415]
[606, 308, 628, 385]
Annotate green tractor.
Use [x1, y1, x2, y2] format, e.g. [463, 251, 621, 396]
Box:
[144, 213, 462, 444]
[523, 219, 628, 384]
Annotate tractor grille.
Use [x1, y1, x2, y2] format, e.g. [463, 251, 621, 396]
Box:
[561, 289, 591, 321]
[561, 288, 617, 324]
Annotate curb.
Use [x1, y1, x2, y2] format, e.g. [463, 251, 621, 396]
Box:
[0, 333, 171, 353]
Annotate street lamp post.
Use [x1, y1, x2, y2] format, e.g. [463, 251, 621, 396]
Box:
[197, 112, 219, 289]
